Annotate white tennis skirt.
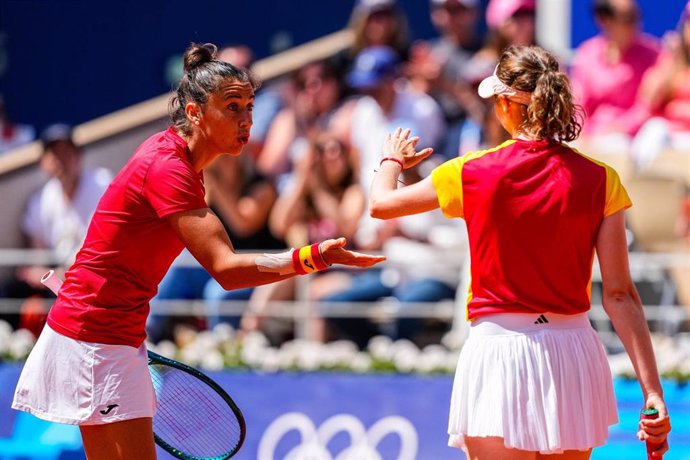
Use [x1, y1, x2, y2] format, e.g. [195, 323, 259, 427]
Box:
[12, 324, 157, 425]
[448, 312, 618, 454]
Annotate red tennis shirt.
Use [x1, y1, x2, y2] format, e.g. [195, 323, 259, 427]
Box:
[47, 128, 208, 347]
[431, 139, 632, 320]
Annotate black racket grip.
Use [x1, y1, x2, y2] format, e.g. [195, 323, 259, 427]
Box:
[641, 408, 663, 459]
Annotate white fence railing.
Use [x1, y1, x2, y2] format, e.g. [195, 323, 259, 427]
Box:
[1, 248, 688, 270]
[0, 248, 687, 345]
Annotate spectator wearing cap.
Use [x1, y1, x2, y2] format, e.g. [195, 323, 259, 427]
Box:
[340, 46, 444, 197]
[332, 0, 410, 83]
[407, 0, 485, 159]
[1, 124, 112, 334]
[486, 0, 536, 48]
[570, 0, 660, 150]
[22, 124, 112, 264]
[470, 0, 537, 79]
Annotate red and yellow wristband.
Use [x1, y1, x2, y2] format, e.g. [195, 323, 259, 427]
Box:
[291, 243, 330, 275]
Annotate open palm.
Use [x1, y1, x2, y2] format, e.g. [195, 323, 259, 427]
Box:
[320, 238, 385, 268]
[382, 127, 434, 170]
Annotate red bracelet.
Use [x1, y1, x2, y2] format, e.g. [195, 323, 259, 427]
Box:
[379, 157, 404, 170]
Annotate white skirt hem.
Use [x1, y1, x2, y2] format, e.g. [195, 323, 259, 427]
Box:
[12, 324, 157, 426]
[11, 402, 154, 426]
[447, 312, 618, 454]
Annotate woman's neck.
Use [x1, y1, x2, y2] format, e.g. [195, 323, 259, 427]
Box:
[514, 131, 541, 141]
[506, 118, 540, 141]
[178, 129, 218, 172]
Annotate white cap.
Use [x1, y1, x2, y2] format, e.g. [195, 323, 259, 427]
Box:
[478, 68, 532, 105]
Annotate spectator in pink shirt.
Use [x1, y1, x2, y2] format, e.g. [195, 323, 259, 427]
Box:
[631, 1, 690, 168]
[570, 0, 660, 150]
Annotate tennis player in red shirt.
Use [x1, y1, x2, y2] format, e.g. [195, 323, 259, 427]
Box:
[369, 45, 670, 459]
[11, 43, 384, 460]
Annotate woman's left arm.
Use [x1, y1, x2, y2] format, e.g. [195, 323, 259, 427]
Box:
[596, 211, 671, 456]
[369, 128, 440, 220]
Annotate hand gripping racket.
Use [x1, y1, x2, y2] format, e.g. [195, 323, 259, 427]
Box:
[641, 408, 663, 460]
[41, 270, 246, 460]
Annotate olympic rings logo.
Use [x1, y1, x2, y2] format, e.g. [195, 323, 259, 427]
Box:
[258, 412, 418, 459]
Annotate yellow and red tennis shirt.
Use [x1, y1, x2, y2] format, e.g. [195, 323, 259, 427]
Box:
[431, 139, 632, 320]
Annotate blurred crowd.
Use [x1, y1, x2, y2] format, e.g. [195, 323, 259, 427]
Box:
[1, 0, 689, 349]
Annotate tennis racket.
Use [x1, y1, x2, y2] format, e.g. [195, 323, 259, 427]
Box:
[147, 349, 246, 460]
[41, 270, 246, 460]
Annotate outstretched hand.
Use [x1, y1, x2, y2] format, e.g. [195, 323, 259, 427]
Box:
[381, 127, 434, 171]
[320, 237, 386, 268]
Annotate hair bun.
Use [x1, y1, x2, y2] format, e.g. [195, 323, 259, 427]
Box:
[183, 43, 217, 72]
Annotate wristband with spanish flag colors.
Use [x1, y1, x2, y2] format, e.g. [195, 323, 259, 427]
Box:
[291, 243, 330, 274]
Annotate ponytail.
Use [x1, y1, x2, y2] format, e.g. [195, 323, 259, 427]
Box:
[527, 70, 583, 142]
[498, 45, 583, 142]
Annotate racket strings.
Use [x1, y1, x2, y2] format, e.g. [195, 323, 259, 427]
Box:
[151, 366, 241, 457]
[152, 367, 241, 444]
[150, 364, 242, 459]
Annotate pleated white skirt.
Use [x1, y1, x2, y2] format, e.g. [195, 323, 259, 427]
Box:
[448, 312, 618, 454]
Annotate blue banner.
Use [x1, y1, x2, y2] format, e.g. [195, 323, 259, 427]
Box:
[220, 372, 453, 460]
[0, 364, 688, 459]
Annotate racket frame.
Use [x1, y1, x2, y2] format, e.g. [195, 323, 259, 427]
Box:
[147, 350, 246, 460]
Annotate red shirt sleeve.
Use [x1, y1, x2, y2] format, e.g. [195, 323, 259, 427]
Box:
[143, 156, 208, 217]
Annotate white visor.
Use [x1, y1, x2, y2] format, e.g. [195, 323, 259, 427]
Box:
[478, 71, 532, 105]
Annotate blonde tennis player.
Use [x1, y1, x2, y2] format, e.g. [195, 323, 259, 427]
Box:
[369, 45, 671, 460]
[11, 42, 384, 460]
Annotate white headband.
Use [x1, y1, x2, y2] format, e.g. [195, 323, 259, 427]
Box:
[478, 67, 532, 105]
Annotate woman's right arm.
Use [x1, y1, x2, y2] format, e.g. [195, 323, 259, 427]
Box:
[596, 211, 671, 456]
[167, 208, 385, 292]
